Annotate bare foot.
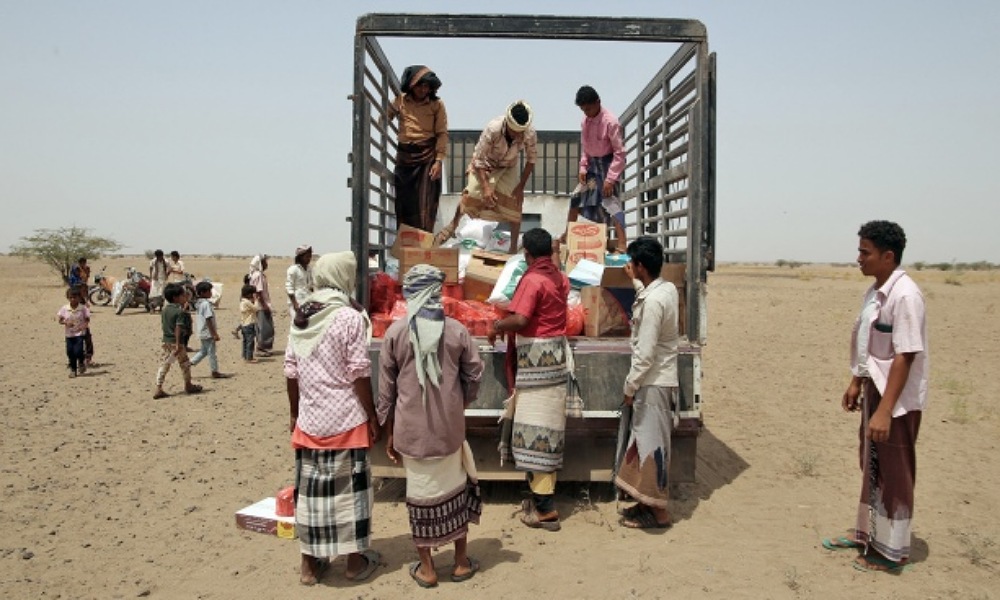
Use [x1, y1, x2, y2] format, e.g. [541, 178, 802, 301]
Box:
[299, 555, 328, 586]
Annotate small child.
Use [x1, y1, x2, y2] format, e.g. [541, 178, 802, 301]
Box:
[153, 283, 202, 399]
[57, 287, 90, 377]
[239, 284, 259, 363]
[189, 281, 228, 379]
[73, 283, 95, 366]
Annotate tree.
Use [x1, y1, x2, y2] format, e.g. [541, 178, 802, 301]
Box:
[9, 226, 122, 284]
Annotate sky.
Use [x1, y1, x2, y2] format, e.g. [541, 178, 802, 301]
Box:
[2, 0, 998, 264]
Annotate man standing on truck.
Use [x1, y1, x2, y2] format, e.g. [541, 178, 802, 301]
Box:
[615, 236, 678, 529]
[389, 65, 448, 232]
[563, 85, 627, 253]
[823, 220, 928, 574]
[488, 228, 569, 531]
[435, 100, 537, 252]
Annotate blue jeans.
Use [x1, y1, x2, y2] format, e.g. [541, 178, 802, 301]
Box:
[189, 338, 218, 372]
[241, 324, 257, 360]
[65, 336, 85, 371]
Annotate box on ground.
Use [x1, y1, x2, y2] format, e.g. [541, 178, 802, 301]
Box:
[235, 497, 296, 539]
[398, 247, 459, 282]
[390, 224, 435, 259]
[464, 249, 510, 302]
[566, 221, 606, 274]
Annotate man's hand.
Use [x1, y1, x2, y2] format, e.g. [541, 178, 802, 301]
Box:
[867, 409, 892, 443]
[512, 185, 525, 205]
[289, 416, 297, 433]
[602, 180, 615, 198]
[623, 394, 634, 407]
[624, 262, 636, 280]
[842, 380, 861, 412]
[385, 433, 399, 464]
[429, 161, 442, 181]
[368, 419, 381, 444]
[578, 172, 587, 185]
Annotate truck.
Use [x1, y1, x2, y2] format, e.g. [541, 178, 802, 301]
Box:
[349, 13, 716, 483]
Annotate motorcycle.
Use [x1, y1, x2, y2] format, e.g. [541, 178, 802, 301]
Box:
[114, 267, 153, 315]
[88, 265, 117, 306]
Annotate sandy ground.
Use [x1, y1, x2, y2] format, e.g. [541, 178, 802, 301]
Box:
[1, 255, 998, 599]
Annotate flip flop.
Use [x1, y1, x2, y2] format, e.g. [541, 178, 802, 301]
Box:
[620, 510, 671, 530]
[853, 554, 909, 573]
[346, 549, 380, 582]
[185, 384, 203, 394]
[619, 503, 649, 519]
[451, 556, 480, 583]
[409, 561, 438, 588]
[300, 558, 329, 586]
[822, 536, 863, 551]
[153, 391, 169, 399]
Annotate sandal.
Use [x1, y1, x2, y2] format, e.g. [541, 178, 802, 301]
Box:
[153, 390, 169, 399]
[300, 557, 329, 586]
[619, 503, 649, 519]
[185, 384, 203, 394]
[451, 556, 480, 583]
[520, 510, 561, 532]
[822, 536, 863, 551]
[345, 549, 380, 582]
[409, 561, 438, 588]
[621, 510, 671, 530]
[853, 554, 909, 573]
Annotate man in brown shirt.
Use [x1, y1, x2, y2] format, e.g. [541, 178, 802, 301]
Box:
[389, 65, 448, 232]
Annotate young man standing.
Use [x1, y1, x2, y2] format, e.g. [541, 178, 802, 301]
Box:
[824, 220, 929, 573]
[285, 244, 314, 318]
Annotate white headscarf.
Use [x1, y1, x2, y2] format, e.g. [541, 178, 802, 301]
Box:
[402, 264, 446, 404]
[288, 251, 370, 358]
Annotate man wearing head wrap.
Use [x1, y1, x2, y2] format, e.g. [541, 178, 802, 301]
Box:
[435, 100, 538, 253]
[285, 244, 314, 318]
[376, 264, 484, 588]
[284, 251, 382, 586]
[248, 254, 273, 356]
[388, 65, 448, 232]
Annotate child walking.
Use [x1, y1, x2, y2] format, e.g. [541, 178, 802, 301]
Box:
[57, 287, 90, 377]
[239, 284, 259, 363]
[153, 283, 203, 399]
[189, 281, 229, 379]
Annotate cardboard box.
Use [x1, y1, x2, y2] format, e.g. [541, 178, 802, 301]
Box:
[235, 497, 296, 539]
[464, 249, 515, 302]
[390, 224, 435, 259]
[581, 286, 633, 337]
[398, 247, 459, 282]
[565, 221, 606, 274]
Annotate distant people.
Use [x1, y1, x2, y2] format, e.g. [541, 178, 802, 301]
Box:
[615, 237, 678, 529]
[488, 228, 569, 531]
[389, 65, 448, 232]
[238, 284, 259, 364]
[189, 281, 228, 379]
[166, 251, 186, 283]
[149, 249, 168, 310]
[248, 254, 273, 357]
[57, 287, 90, 378]
[436, 100, 537, 252]
[68, 256, 91, 290]
[284, 252, 380, 586]
[823, 220, 929, 573]
[285, 245, 314, 317]
[377, 264, 484, 588]
[153, 283, 202, 399]
[564, 85, 627, 253]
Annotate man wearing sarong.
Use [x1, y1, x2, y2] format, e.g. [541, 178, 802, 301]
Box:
[615, 236, 678, 529]
[377, 264, 484, 588]
[562, 86, 627, 253]
[248, 254, 274, 356]
[823, 220, 929, 573]
[285, 252, 382, 586]
[488, 228, 569, 531]
[435, 100, 537, 252]
[389, 65, 447, 232]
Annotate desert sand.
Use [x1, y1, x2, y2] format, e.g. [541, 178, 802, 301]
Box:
[1, 255, 998, 599]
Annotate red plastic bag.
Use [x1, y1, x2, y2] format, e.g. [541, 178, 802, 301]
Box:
[276, 485, 295, 517]
[368, 273, 397, 315]
[370, 313, 392, 338]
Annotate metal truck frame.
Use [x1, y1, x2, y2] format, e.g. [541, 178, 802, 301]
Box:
[350, 13, 716, 482]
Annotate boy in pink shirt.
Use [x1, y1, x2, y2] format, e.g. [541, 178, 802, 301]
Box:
[57, 287, 91, 377]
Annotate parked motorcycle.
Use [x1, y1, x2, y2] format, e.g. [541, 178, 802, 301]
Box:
[88, 265, 117, 306]
[114, 267, 152, 315]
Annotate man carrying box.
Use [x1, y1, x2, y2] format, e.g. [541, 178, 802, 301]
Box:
[435, 101, 537, 253]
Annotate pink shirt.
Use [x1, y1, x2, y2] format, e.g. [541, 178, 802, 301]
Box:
[579, 106, 626, 183]
[284, 309, 372, 438]
[57, 304, 90, 337]
[850, 269, 929, 417]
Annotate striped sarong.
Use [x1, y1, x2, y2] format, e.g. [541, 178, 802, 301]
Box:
[614, 386, 676, 510]
[403, 442, 482, 548]
[510, 336, 568, 473]
[295, 448, 373, 558]
[570, 153, 624, 226]
[852, 379, 922, 563]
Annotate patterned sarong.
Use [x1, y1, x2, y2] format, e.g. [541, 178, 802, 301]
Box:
[852, 379, 922, 562]
[459, 165, 523, 223]
[570, 153, 624, 226]
[295, 448, 373, 558]
[403, 442, 482, 548]
[394, 138, 441, 232]
[614, 386, 676, 510]
[510, 336, 568, 473]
